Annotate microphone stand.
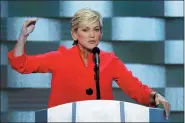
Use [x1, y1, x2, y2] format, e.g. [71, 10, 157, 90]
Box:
[94, 59, 101, 100]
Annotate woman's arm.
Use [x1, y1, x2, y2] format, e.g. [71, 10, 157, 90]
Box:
[112, 56, 153, 106]
[8, 47, 60, 74]
[8, 18, 61, 74]
[112, 55, 170, 119]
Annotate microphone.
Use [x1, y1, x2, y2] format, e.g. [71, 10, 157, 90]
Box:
[92, 47, 100, 67]
[92, 47, 101, 99]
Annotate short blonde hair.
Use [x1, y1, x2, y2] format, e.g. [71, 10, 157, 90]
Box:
[71, 8, 103, 32]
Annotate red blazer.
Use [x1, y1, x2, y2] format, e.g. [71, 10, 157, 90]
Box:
[8, 45, 153, 108]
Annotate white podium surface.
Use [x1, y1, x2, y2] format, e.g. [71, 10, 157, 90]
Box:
[35, 100, 169, 122]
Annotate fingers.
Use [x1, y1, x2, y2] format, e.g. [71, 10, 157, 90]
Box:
[162, 101, 170, 119]
[30, 17, 39, 22]
[27, 21, 36, 27]
[23, 18, 39, 28]
[155, 94, 170, 120]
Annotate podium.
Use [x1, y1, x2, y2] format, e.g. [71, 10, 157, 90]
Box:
[35, 100, 169, 122]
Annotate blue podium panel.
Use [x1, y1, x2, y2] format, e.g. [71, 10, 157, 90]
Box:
[35, 100, 170, 122]
[150, 108, 169, 122]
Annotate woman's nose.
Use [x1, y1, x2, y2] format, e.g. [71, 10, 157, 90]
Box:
[89, 31, 95, 37]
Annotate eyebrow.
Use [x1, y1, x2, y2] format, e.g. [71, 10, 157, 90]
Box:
[82, 26, 100, 29]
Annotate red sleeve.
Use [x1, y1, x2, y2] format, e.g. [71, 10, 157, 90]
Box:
[7, 47, 64, 74]
[111, 54, 153, 106]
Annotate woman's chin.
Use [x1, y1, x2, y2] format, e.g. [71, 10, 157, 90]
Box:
[87, 46, 97, 51]
[87, 43, 98, 49]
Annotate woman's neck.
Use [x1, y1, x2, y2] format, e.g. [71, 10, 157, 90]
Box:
[77, 44, 90, 60]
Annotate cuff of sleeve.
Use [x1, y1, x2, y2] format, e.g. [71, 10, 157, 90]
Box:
[7, 49, 27, 69]
[144, 88, 154, 107]
[147, 90, 158, 107]
[149, 92, 159, 108]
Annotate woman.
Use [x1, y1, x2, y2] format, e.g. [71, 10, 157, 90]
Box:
[8, 8, 170, 119]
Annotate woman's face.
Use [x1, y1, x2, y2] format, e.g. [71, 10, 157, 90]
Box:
[72, 20, 102, 50]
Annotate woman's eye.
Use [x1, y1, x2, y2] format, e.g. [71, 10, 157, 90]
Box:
[82, 29, 88, 32]
[95, 29, 100, 32]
